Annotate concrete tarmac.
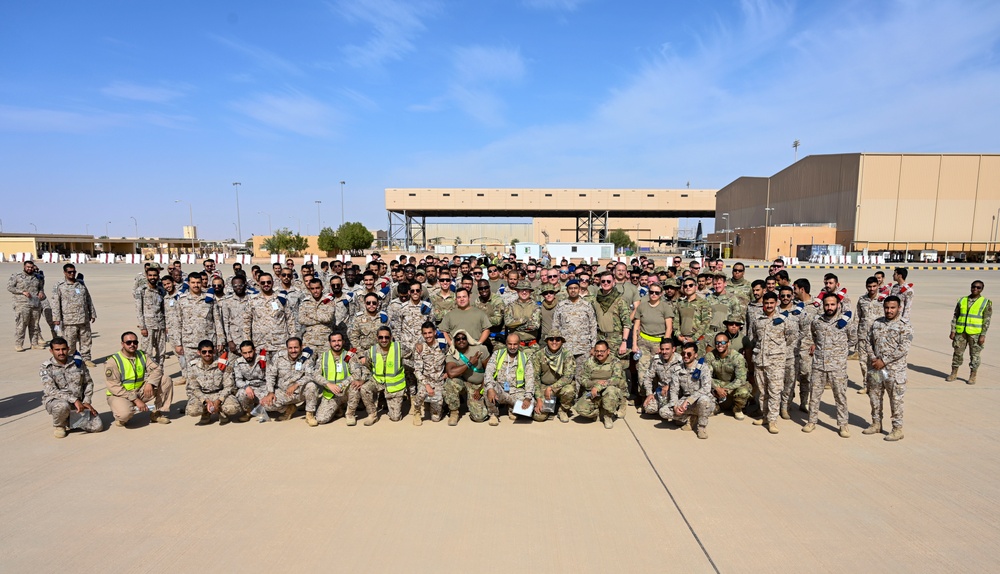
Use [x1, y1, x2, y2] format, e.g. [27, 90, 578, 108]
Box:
[0, 262, 997, 572]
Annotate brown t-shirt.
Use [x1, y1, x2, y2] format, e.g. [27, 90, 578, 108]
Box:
[446, 344, 488, 384]
[636, 300, 674, 337]
[440, 307, 492, 341]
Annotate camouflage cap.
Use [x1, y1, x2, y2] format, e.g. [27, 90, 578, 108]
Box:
[722, 313, 744, 325]
[544, 329, 565, 341]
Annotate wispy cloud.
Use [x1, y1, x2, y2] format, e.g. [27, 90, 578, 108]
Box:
[231, 90, 340, 137]
[211, 35, 302, 76]
[522, 0, 589, 11]
[334, 0, 440, 68]
[452, 45, 525, 84]
[101, 81, 190, 104]
[0, 105, 123, 133]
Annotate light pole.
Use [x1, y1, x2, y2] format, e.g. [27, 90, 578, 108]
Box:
[339, 181, 346, 225]
[315, 200, 322, 233]
[290, 216, 301, 235]
[259, 211, 272, 235]
[793, 139, 801, 162]
[30, 222, 37, 233]
[130, 216, 138, 238]
[722, 212, 729, 256]
[175, 199, 195, 254]
[232, 182, 242, 243]
[764, 207, 775, 261]
[105, 221, 111, 237]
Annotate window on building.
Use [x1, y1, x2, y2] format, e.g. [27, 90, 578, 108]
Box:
[544, 193, 552, 197]
[511, 193, 519, 197]
[477, 193, 484, 197]
[408, 193, 416, 197]
[571, 246, 578, 253]
[443, 193, 450, 196]
[681, 194, 688, 197]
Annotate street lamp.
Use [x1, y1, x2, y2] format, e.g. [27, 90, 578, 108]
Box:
[764, 207, 775, 261]
[29, 222, 37, 233]
[105, 221, 111, 237]
[258, 211, 272, 235]
[339, 181, 346, 225]
[315, 200, 322, 234]
[721, 212, 729, 255]
[130, 216, 138, 238]
[232, 182, 242, 243]
[175, 199, 195, 254]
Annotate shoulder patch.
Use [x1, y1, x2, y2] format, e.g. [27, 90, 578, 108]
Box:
[105, 368, 113, 378]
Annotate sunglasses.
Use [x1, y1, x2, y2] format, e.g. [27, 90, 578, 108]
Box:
[365, 301, 379, 305]
[649, 290, 662, 295]
[715, 340, 728, 346]
[331, 284, 343, 289]
[377, 336, 391, 341]
[281, 274, 292, 278]
[409, 289, 421, 293]
[600, 279, 614, 284]
[259, 281, 273, 286]
[683, 283, 696, 288]
[478, 287, 490, 291]
[199, 350, 214, 355]
[123, 340, 139, 346]
[454, 336, 468, 341]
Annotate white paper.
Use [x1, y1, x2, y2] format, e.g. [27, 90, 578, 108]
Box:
[511, 398, 535, 417]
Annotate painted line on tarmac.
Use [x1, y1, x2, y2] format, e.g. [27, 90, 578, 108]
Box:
[623, 416, 721, 574]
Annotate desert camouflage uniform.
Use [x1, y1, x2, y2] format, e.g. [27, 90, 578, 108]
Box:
[219, 293, 252, 352]
[170, 291, 224, 390]
[248, 292, 293, 354]
[40, 358, 103, 433]
[185, 359, 240, 418]
[869, 315, 912, 430]
[950, 296, 992, 371]
[105, 351, 172, 423]
[52, 279, 96, 361]
[704, 349, 751, 414]
[503, 300, 541, 346]
[593, 291, 631, 355]
[856, 294, 885, 384]
[745, 300, 764, 329]
[553, 299, 597, 375]
[674, 297, 711, 353]
[889, 283, 914, 323]
[795, 302, 820, 404]
[574, 355, 625, 420]
[429, 290, 456, 324]
[777, 303, 802, 412]
[484, 348, 537, 419]
[264, 350, 312, 413]
[413, 341, 448, 420]
[348, 312, 386, 354]
[667, 359, 714, 430]
[749, 311, 792, 423]
[232, 355, 268, 415]
[498, 284, 519, 306]
[297, 296, 336, 360]
[474, 293, 505, 329]
[531, 346, 576, 421]
[396, 300, 433, 357]
[808, 313, 850, 427]
[727, 278, 752, 306]
[327, 293, 353, 344]
[135, 283, 167, 365]
[444, 344, 490, 422]
[706, 291, 742, 335]
[304, 349, 354, 424]
[639, 352, 681, 418]
[355, 343, 408, 422]
[8, 270, 43, 348]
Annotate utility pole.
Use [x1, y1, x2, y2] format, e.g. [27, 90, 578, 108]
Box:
[232, 182, 243, 243]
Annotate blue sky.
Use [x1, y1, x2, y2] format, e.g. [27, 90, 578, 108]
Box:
[2, 0, 999, 240]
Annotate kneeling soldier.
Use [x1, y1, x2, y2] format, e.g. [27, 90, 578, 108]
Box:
[42, 337, 103, 437]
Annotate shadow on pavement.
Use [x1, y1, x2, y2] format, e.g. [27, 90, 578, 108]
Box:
[0, 391, 42, 418]
[908, 363, 949, 379]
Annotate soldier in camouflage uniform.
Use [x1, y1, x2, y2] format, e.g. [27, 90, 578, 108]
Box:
[538, 287, 559, 338]
[503, 285, 542, 348]
[484, 333, 536, 425]
[666, 343, 714, 439]
[705, 332, 751, 420]
[553, 280, 597, 376]
[8, 260, 44, 351]
[593, 272, 632, 396]
[867, 296, 912, 441]
[726, 263, 751, 307]
[41, 337, 103, 438]
[640, 339, 681, 419]
[631, 283, 673, 400]
[232, 341, 268, 421]
[776, 285, 802, 418]
[185, 340, 241, 425]
[326, 276, 353, 346]
[429, 272, 456, 324]
[51, 263, 97, 365]
[474, 280, 506, 345]
[219, 275, 252, 354]
[261, 337, 312, 421]
[443, 329, 490, 425]
[349, 293, 389, 355]
[105, 331, 173, 426]
[575, 341, 625, 429]
[531, 330, 576, 422]
[248, 273, 294, 356]
[412, 323, 448, 425]
[170, 273, 225, 389]
[395, 282, 433, 357]
[304, 332, 355, 426]
[135, 266, 168, 366]
[674, 277, 711, 353]
[856, 277, 885, 395]
[947, 280, 991, 384]
[793, 278, 819, 412]
[802, 293, 852, 437]
[277, 269, 306, 335]
[354, 327, 408, 425]
[297, 278, 337, 364]
[889, 267, 914, 323]
[745, 280, 765, 327]
[749, 292, 792, 434]
[820, 274, 856, 354]
[706, 274, 742, 338]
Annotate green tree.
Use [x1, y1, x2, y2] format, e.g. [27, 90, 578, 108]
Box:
[607, 229, 636, 251]
[334, 222, 374, 255]
[511, 238, 520, 246]
[317, 226, 338, 252]
[261, 227, 309, 256]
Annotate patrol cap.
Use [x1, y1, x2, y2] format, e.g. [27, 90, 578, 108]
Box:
[544, 329, 565, 341]
[664, 278, 681, 289]
[516, 284, 534, 292]
[541, 287, 558, 295]
[565, 279, 580, 287]
[723, 313, 744, 326]
[148, 262, 162, 270]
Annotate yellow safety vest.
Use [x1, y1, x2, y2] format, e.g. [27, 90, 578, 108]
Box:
[107, 351, 146, 395]
[370, 343, 406, 393]
[957, 296, 989, 335]
[321, 350, 351, 399]
[496, 349, 526, 387]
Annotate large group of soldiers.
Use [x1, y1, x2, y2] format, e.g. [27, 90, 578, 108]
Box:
[12, 251, 992, 442]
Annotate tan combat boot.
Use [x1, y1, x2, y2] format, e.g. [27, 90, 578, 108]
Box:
[968, 370, 977, 385]
[752, 418, 764, 426]
[448, 411, 459, 426]
[838, 425, 851, 438]
[219, 412, 230, 425]
[558, 409, 570, 423]
[150, 411, 171, 424]
[767, 421, 779, 434]
[884, 427, 904, 441]
[279, 405, 296, 421]
[53, 426, 67, 439]
[733, 407, 745, 421]
[363, 413, 378, 426]
[197, 413, 212, 425]
[412, 406, 423, 426]
[857, 385, 868, 394]
[488, 415, 500, 426]
[345, 412, 357, 426]
[15, 346, 25, 352]
[680, 417, 692, 431]
[238, 413, 250, 423]
[780, 407, 790, 420]
[508, 409, 517, 421]
[696, 426, 708, 439]
[602, 408, 614, 429]
[862, 421, 882, 435]
[305, 412, 318, 427]
[801, 422, 815, 433]
[945, 368, 959, 382]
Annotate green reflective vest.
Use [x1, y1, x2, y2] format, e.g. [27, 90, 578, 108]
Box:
[320, 350, 351, 399]
[107, 351, 147, 395]
[496, 348, 526, 388]
[370, 343, 406, 393]
[957, 296, 988, 335]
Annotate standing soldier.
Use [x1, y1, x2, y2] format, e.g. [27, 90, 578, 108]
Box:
[593, 271, 633, 399]
[749, 292, 791, 434]
[135, 264, 167, 367]
[51, 263, 97, 366]
[706, 274, 741, 339]
[856, 277, 885, 395]
[673, 277, 711, 353]
[867, 296, 912, 441]
[232, 340, 267, 422]
[631, 281, 673, 395]
[776, 285, 801, 418]
[793, 278, 818, 411]
[947, 280, 991, 384]
[705, 332, 751, 420]
[483, 333, 536, 426]
[443, 329, 490, 425]
[349, 293, 388, 357]
[327, 276, 353, 345]
[41, 337, 103, 438]
[889, 267, 914, 323]
[248, 273, 293, 356]
[474, 280, 505, 344]
[185, 340, 240, 425]
[105, 331, 173, 427]
[666, 342, 714, 439]
[297, 278, 337, 364]
[412, 322, 448, 425]
[503, 284, 541, 349]
[261, 337, 313, 421]
[428, 270, 456, 324]
[8, 259, 44, 352]
[575, 341, 626, 429]
[219, 276, 252, 354]
[531, 330, 576, 423]
[170, 273, 225, 386]
[802, 293, 852, 438]
[726, 263, 752, 306]
[553, 279, 597, 376]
